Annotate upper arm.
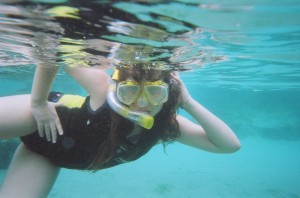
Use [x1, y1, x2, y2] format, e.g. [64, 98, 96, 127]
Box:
[64, 66, 110, 110]
[176, 115, 224, 153]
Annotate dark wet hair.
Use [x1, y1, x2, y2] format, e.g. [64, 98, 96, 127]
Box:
[118, 66, 169, 82]
[90, 66, 181, 170]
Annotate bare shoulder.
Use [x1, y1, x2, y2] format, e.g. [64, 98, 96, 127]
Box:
[65, 66, 110, 110]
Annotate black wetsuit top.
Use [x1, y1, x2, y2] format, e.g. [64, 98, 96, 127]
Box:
[21, 92, 160, 170]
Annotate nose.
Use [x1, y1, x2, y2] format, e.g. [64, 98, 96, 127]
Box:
[136, 93, 149, 107]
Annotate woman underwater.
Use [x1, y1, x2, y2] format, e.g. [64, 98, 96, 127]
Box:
[0, 64, 240, 198]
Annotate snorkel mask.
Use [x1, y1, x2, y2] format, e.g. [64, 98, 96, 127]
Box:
[107, 69, 168, 129]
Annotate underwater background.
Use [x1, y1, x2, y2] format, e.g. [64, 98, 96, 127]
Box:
[0, 0, 300, 197]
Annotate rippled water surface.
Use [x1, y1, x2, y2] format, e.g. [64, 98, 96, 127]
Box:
[1, 0, 299, 90]
[1, 1, 300, 198]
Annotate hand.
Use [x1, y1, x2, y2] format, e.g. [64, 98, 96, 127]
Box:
[171, 72, 191, 108]
[31, 102, 63, 143]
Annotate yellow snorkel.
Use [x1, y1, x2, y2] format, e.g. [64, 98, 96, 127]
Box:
[106, 69, 154, 129]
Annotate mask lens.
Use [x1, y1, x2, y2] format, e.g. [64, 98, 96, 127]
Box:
[144, 85, 168, 105]
[117, 84, 140, 105]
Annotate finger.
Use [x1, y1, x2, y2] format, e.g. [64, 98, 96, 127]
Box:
[37, 122, 44, 137]
[55, 118, 64, 135]
[50, 122, 57, 143]
[172, 73, 181, 82]
[44, 123, 51, 141]
[173, 76, 182, 85]
[170, 73, 178, 81]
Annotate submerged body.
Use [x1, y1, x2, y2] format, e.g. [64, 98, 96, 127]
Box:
[0, 65, 240, 198]
[21, 92, 163, 170]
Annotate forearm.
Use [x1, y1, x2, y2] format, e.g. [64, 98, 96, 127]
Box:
[182, 97, 240, 152]
[31, 65, 60, 106]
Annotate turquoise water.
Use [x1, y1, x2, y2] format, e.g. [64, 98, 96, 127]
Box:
[1, 0, 300, 197]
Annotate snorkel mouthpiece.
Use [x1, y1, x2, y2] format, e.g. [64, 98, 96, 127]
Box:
[107, 79, 154, 129]
[136, 114, 154, 130]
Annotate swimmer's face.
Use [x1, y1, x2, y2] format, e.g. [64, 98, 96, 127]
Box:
[116, 78, 169, 115]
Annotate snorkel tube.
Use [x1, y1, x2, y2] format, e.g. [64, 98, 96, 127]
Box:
[107, 72, 154, 129]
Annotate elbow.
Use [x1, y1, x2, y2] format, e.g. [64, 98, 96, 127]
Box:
[222, 140, 241, 153]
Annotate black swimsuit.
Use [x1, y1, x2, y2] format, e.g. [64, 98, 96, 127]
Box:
[21, 92, 160, 170]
